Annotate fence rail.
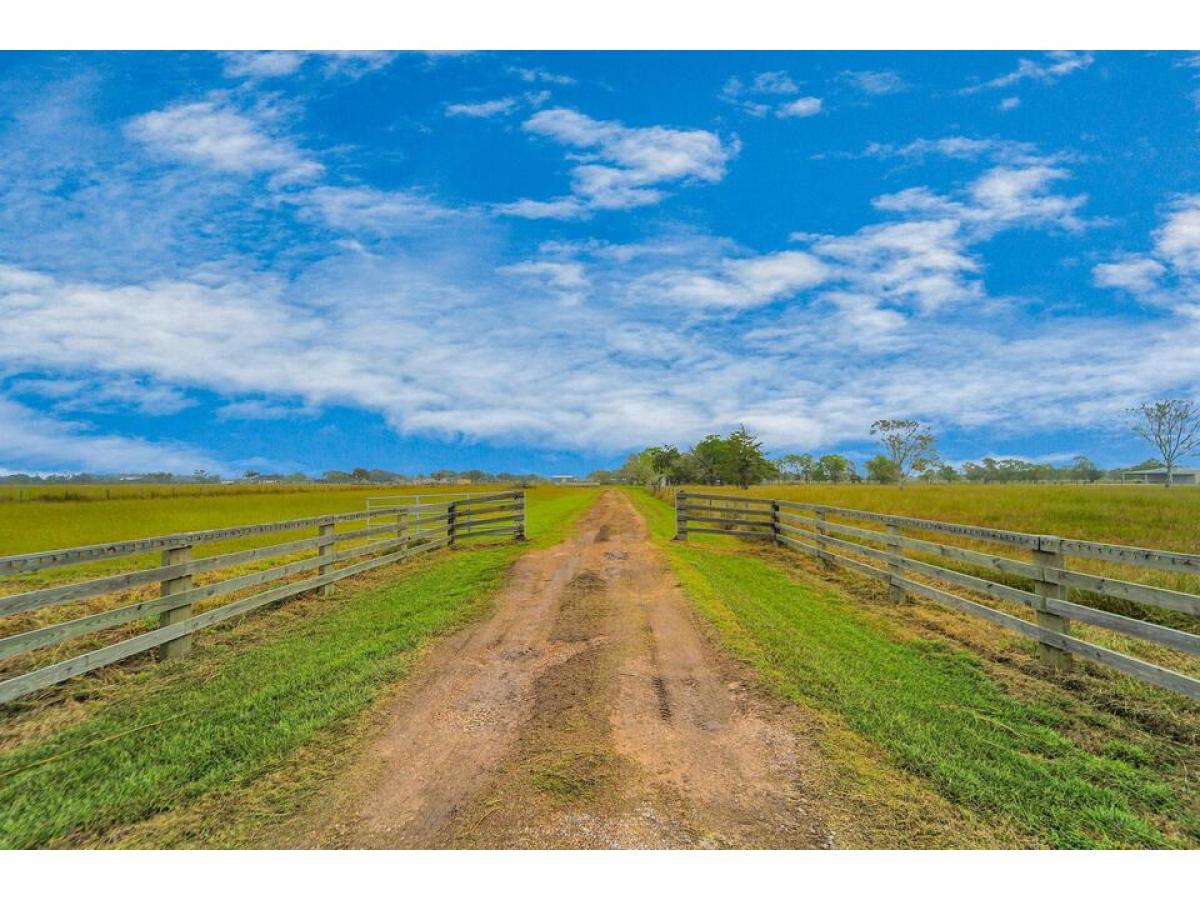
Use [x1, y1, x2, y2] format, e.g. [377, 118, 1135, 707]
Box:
[0, 491, 525, 705]
[674, 491, 1200, 700]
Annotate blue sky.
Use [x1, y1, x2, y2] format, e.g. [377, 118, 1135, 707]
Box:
[1, 50, 1199, 476]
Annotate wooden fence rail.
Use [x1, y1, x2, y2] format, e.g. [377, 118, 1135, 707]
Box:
[0, 491, 525, 705]
[673, 490, 1200, 700]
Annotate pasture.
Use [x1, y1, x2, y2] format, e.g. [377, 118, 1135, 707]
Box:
[0, 486, 599, 848]
[733, 483, 1200, 553]
[1, 481, 1198, 848]
[630, 488, 1200, 848]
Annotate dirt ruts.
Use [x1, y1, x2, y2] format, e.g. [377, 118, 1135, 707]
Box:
[282, 490, 976, 849]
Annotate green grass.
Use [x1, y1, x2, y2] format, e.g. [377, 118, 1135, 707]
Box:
[0, 488, 598, 849]
[735, 482, 1200, 553]
[628, 488, 1198, 849]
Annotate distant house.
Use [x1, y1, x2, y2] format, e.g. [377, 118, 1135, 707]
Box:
[550, 475, 577, 484]
[1120, 467, 1200, 485]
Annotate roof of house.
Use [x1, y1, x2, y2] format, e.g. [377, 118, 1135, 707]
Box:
[1125, 467, 1200, 475]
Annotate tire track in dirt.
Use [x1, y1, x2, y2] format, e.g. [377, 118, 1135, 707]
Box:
[285, 490, 988, 848]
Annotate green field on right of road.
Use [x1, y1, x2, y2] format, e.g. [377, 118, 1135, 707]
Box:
[629, 487, 1200, 849]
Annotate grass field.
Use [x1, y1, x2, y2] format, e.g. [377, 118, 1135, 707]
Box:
[630, 487, 1200, 849]
[733, 483, 1200, 553]
[0, 487, 600, 848]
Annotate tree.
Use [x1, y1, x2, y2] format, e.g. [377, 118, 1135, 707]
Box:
[936, 463, 961, 483]
[1128, 399, 1200, 487]
[646, 445, 684, 484]
[813, 454, 851, 484]
[720, 426, 777, 489]
[870, 419, 938, 488]
[864, 454, 899, 484]
[351, 467, 371, 483]
[691, 434, 727, 485]
[778, 452, 814, 483]
[1068, 455, 1101, 484]
[619, 451, 657, 486]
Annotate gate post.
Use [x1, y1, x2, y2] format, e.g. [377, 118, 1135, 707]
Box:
[1031, 537, 1073, 671]
[158, 543, 194, 660]
[447, 501, 458, 546]
[771, 499, 781, 545]
[674, 491, 688, 541]
[515, 491, 527, 541]
[318, 521, 335, 598]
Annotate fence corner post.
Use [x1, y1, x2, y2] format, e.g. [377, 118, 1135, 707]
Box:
[674, 491, 688, 541]
[885, 523, 906, 603]
[315, 520, 336, 599]
[158, 543, 194, 660]
[447, 501, 458, 546]
[771, 499, 781, 546]
[1031, 536, 1073, 671]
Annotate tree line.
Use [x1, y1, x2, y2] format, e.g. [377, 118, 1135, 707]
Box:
[590, 399, 1200, 489]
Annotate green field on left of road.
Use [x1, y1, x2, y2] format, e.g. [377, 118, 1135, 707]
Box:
[0, 488, 599, 849]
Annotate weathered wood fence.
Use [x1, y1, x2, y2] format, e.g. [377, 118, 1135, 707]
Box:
[0, 490, 525, 704]
[674, 491, 1200, 700]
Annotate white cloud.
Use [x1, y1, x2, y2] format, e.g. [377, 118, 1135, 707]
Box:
[1092, 195, 1200, 310]
[721, 72, 819, 118]
[1093, 258, 1165, 294]
[220, 51, 398, 81]
[873, 164, 1089, 238]
[8, 376, 194, 416]
[752, 71, 800, 94]
[221, 51, 308, 79]
[999, 96, 1021, 112]
[776, 97, 822, 118]
[125, 97, 323, 186]
[0, 396, 217, 473]
[498, 260, 588, 290]
[298, 185, 464, 234]
[446, 97, 519, 118]
[492, 197, 587, 220]
[962, 51, 1094, 94]
[863, 135, 1053, 164]
[1154, 195, 1200, 274]
[840, 70, 908, 95]
[630, 250, 831, 309]
[508, 66, 576, 86]
[499, 108, 738, 217]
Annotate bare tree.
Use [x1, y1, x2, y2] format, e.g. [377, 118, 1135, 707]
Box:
[1128, 399, 1200, 487]
[870, 419, 938, 488]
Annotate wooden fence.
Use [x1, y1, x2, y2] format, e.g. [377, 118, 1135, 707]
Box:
[0, 490, 525, 704]
[674, 491, 1200, 700]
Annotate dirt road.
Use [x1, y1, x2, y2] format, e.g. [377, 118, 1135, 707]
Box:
[285, 490, 940, 848]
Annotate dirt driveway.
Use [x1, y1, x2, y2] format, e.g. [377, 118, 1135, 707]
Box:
[284, 489, 975, 848]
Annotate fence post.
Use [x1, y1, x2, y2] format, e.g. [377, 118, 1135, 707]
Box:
[674, 491, 688, 541]
[157, 543, 194, 660]
[447, 501, 458, 546]
[515, 491, 527, 541]
[815, 509, 832, 566]
[318, 521, 335, 598]
[1031, 536, 1073, 671]
[771, 499, 781, 545]
[885, 523, 906, 603]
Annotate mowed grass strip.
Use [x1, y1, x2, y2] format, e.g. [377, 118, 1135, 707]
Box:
[628, 489, 1196, 849]
[0, 489, 598, 849]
